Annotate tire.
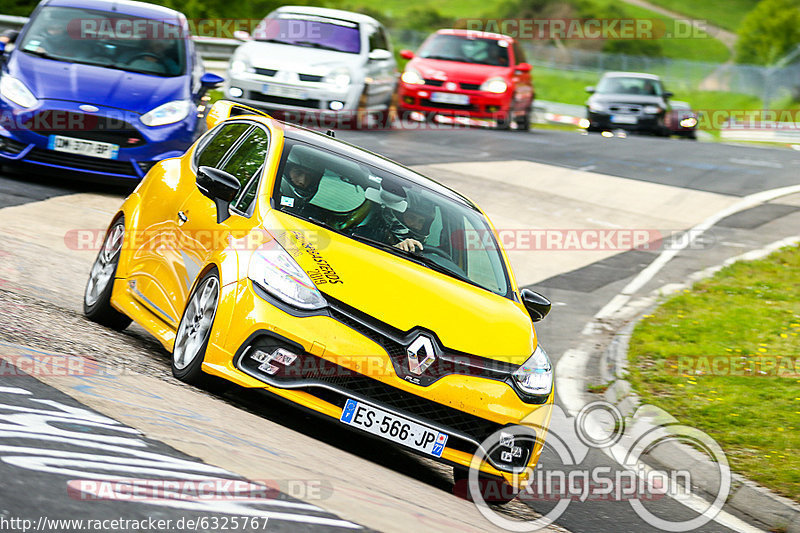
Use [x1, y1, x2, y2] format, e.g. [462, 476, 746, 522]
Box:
[515, 110, 531, 131]
[496, 113, 511, 130]
[84, 217, 132, 330]
[172, 269, 221, 386]
[452, 466, 519, 505]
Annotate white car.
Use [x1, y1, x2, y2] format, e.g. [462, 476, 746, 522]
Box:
[225, 6, 397, 123]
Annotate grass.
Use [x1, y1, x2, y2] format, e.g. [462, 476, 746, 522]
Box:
[627, 244, 800, 501]
[642, 0, 758, 33]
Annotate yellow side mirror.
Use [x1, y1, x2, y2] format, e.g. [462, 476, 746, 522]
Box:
[206, 100, 271, 130]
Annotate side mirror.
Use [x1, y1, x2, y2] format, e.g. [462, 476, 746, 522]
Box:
[521, 288, 551, 322]
[400, 49, 414, 60]
[201, 72, 224, 89]
[368, 49, 392, 61]
[197, 166, 240, 223]
[585, 85, 595, 94]
[663, 90, 674, 99]
[233, 30, 250, 41]
[515, 62, 532, 73]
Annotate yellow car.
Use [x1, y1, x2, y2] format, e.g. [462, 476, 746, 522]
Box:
[83, 100, 554, 498]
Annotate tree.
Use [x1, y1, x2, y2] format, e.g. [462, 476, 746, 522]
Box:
[736, 0, 800, 65]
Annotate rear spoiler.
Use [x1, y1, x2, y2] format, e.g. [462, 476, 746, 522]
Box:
[206, 100, 272, 129]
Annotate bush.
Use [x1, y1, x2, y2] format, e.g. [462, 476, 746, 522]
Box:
[736, 0, 800, 65]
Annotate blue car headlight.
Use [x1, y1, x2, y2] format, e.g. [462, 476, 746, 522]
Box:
[512, 345, 553, 396]
[248, 239, 327, 310]
[0, 76, 38, 108]
[140, 100, 193, 127]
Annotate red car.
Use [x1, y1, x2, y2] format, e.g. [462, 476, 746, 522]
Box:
[397, 29, 534, 130]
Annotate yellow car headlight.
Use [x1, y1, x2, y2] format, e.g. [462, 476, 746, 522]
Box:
[512, 345, 552, 396]
[248, 239, 326, 310]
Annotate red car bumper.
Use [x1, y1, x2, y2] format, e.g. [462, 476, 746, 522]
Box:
[397, 82, 525, 119]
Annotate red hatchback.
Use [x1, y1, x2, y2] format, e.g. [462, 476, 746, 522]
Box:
[397, 29, 534, 130]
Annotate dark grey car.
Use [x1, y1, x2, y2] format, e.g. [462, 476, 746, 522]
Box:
[584, 72, 674, 136]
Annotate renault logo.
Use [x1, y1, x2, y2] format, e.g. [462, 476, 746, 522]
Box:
[407, 335, 436, 375]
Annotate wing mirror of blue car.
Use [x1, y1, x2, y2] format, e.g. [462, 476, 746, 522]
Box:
[521, 288, 551, 323]
[585, 85, 595, 94]
[196, 72, 225, 100]
[196, 166, 241, 223]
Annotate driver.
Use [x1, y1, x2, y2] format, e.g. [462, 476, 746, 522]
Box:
[125, 38, 179, 75]
[278, 157, 324, 215]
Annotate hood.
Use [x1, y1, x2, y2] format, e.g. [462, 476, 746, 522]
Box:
[267, 212, 535, 363]
[237, 41, 364, 75]
[9, 51, 189, 112]
[588, 93, 665, 106]
[407, 57, 510, 84]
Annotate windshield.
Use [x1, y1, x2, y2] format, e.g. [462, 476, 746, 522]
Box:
[19, 6, 186, 77]
[273, 139, 511, 297]
[417, 34, 510, 66]
[596, 76, 663, 96]
[253, 14, 361, 54]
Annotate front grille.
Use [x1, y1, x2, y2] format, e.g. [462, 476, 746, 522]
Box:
[460, 82, 481, 91]
[608, 104, 642, 114]
[248, 92, 321, 109]
[25, 148, 138, 176]
[0, 137, 27, 155]
[254, 68, 277, 77]
[420, 99, 475, 111]
[424, 79, 444, 87]
[298, 74, 323, 82]
[24, 111, 146, 147]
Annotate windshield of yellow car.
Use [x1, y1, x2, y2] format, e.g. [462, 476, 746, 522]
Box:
[272, 139, 511, 298]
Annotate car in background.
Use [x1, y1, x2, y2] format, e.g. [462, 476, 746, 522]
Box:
[584, 72, 673, 136]
[224, 6, 396, 126]
[397, 29, 534, 130]
[666, 100, 698, 139]
[84, 100, 554, 501]
[0, 0, 223, 181]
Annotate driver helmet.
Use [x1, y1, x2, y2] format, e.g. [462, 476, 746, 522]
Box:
[384, 189, 435, 242]
[282, 158, 323, 202]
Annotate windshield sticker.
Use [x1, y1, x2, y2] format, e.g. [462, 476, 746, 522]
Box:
[498, 40, 509, 48]
[281, 196, 295, 207]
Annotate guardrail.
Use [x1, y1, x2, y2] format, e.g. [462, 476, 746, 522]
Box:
[1, 14, 239, 62]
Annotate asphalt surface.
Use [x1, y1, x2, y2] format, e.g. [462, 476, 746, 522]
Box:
[2, 126, 799, 532]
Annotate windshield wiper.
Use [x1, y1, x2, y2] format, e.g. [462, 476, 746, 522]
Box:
[22, 48, 64, 61]
[292, 40, 342, 52]
[421, 55, 459, 62]
[258, 38, 294, 45]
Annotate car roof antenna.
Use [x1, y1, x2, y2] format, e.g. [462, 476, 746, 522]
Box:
[326, 130, 336, 138]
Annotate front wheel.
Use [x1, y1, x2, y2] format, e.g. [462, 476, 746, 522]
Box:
[172, 269, 220, 385]
[515, 110, 531, 131]
[84, 218, 132, 330]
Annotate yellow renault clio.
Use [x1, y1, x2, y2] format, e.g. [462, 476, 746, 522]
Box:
[84, 101, 553, 499]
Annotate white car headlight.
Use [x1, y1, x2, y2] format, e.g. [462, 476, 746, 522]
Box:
[229, 59, 249, 75]
[512, 345, 552, 396]
[588, 102, 607, 112]
[140, 100, 193, 127]
[325, 67, 351, 89]
[0, 76, 38, 108]
[248, 239, 326, 310]
[401, 68, 425, 85]
[480, 77, 508, 94]
[643, 105, 663, 114]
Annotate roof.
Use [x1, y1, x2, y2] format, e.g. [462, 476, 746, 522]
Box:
[272, 5, 381, 26]
[436, 28, 514, 41]
[43, 0, 185, 22]
[602, 71, 662, 80]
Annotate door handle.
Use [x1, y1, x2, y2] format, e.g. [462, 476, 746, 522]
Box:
[178, 211, 188, 225]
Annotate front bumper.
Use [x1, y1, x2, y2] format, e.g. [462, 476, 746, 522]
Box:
[397, 82, 515, 120]
[586, 110, 663, 133]
[202, 278, 553, 482]
[0, 99, 197, 180]
[225, 73, 365, 114]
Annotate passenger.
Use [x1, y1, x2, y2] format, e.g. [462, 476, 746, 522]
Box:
[357, 187, 435, 253]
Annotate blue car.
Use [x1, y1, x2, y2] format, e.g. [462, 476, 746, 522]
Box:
[0, 0, 223, 181]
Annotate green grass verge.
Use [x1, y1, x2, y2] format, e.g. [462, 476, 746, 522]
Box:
[627, 244, 800, 501]
[642, 0, 758, 33]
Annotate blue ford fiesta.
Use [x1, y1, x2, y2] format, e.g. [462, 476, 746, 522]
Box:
[0, 0, 223, 181]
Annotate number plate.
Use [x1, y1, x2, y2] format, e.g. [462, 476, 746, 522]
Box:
[611, 115, 638, 124]
[48, 135, 119, 159]
[430, 92, 470, 105]
[262, 84, 308, 100]
[340, 398, 448, 457]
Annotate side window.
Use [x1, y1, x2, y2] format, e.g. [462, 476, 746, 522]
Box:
[196, 123, 251, 169]
[221, 127, 270, 214]
[368, 25, 389, 52]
